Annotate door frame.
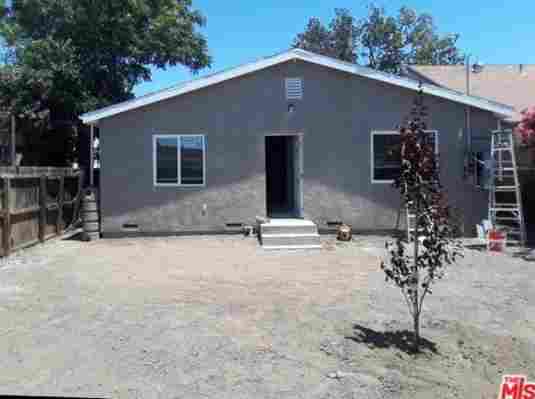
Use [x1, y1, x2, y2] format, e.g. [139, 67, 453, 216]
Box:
[264, 132, 304, 218]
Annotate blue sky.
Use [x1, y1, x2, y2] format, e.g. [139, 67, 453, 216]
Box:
[134, 0, 535, 96]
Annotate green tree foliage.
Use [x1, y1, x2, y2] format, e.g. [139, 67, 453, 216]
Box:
[361, 6, 464, 74]
[293, 18, 331, 58]
[294, 5, 464, 74]
[0, 0, 210, 165]
[1, 0, 210, 116]
[293, 9, 358, 63]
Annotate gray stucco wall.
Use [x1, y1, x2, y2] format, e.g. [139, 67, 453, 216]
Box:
[98, 60, 498, 235]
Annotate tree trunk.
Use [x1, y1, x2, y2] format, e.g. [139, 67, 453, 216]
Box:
[412, 199, 420, 352]
[413, 309, 420, 352]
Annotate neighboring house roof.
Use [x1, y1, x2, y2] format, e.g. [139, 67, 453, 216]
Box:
[405, 64, 535, 121]
[80, 49, 515, 124]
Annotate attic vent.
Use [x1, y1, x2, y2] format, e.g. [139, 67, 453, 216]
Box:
[285, 78, 303, 100]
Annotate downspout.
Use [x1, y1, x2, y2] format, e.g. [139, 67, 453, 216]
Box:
[465, 55, 471, 152]
[90, 124, 95, 187]
[464, 55, 472, 181]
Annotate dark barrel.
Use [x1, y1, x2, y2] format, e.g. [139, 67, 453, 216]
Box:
[82, 189, 100, 240]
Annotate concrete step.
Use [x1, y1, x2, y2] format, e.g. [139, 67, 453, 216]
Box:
[262, 244, 322, 250]
[260, 220, 318, 235]
[259, 218, 321, 249]
[261, 233, 321, 249]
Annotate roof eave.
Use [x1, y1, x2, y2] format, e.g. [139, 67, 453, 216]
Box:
[80, 50, 303, 125]
[80, 49, 515, 124]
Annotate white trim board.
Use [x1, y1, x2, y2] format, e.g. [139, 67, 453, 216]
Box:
[80, 48, 515, 124]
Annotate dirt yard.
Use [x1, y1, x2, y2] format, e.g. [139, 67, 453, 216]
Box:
[0, 234, 534, 399]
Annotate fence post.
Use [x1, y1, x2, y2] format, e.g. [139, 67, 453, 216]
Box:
[78, 170, 84, 196]
[2, 177, 11, 256]
[10, 115, 16, 167]
[57, 176, 64, 234]
[39, 176, 46, 242]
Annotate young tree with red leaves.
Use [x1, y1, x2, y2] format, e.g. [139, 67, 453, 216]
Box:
[381, 88, 463, 352]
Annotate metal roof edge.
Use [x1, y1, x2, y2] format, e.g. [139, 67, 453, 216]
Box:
[80, 48, 515, 124]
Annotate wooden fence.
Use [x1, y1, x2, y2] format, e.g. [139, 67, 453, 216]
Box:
[0, 167, 83, 257]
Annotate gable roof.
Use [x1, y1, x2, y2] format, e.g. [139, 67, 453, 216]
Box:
[80, 49, 515, 124]
[406, 64, 535, 121]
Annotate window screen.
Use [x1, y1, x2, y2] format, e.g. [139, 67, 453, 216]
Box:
[155, 137, 179, 184]
[180, 136, 204, 185]
[372, 133, 402, 182]
[154, 135, 205, 186]
[371, 131, 438, 183]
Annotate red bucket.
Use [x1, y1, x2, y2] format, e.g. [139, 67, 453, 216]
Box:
[488, 229, 507, 252]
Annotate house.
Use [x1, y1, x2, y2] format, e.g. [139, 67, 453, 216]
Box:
[80, 49, 515, 245]
[402, 63, 535, 162]
[403, 63, 535, 234]
[403, 64, 535, 122]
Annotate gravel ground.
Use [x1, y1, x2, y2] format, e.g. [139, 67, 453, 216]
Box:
[0, 234, 534, 399]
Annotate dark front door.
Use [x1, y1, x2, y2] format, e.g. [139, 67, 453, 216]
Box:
[265, 135, 296, 218]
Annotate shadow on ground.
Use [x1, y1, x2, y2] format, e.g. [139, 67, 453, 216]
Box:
[346, 324, 438, 355]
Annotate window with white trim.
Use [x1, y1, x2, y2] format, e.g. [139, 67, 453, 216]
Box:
[153, 134, 206, 186]
[371, 130, 438, 183]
